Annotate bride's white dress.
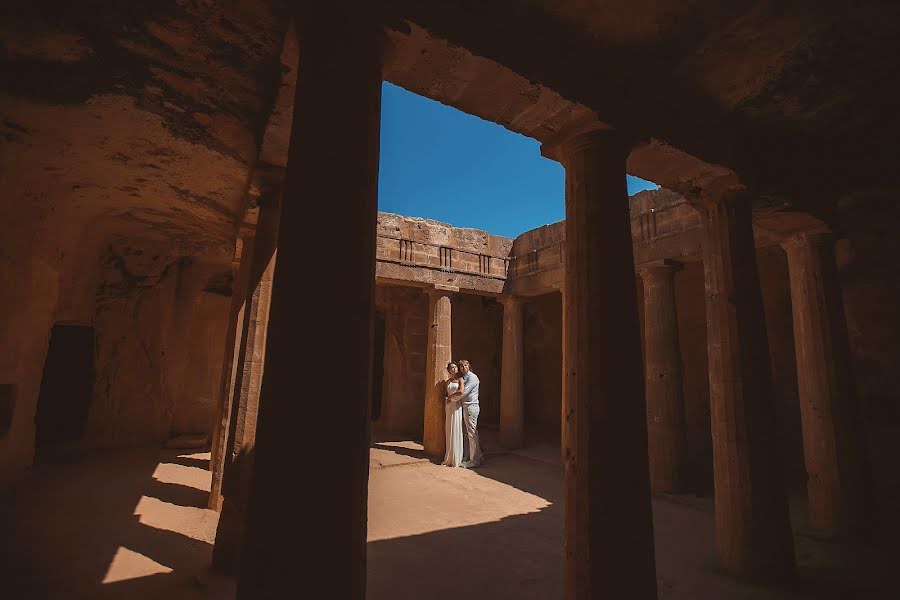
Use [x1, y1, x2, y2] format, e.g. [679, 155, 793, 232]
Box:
[442, 380, 464, 467]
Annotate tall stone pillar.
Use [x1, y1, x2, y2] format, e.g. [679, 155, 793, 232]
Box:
[561, 286, 571, 466]
[638, 260, 688, 493]
[211, 177, 281, 573]
[499, 296, 525, 449]
[782, 232, 873, 537]
[544, 127, 657, 600]
[209, 228, 256, 510]
[696, 186, 794, 580]
[235, 7, 383, 599]
[423, 285, 454, 459]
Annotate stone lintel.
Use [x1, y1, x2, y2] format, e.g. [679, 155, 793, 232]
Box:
[375, 262, 505, 295]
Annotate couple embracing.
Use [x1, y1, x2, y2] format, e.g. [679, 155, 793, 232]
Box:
[442, 359, 484, 469]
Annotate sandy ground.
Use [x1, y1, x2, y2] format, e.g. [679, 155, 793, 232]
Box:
[1, 441, 895, 599]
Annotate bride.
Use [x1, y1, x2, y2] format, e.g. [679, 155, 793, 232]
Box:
[442, 361, 465, 467]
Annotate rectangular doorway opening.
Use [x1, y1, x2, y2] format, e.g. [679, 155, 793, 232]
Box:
[35, 324, 95, 449]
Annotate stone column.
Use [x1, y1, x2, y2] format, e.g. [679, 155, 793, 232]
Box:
[782, 232, 873, 537]
[212, 248, 276, 573]
[235, 7, 383, 599]
[545, 127, 657, 600]
[560, 286, 571, 466]
[209, 229, 256, 510]
[696, 186, 794, 580]
[211, 178, 281, 573]
[638, 260, 688, 493]
[423, 285, 455, 459]
[499, 296, 525, 449]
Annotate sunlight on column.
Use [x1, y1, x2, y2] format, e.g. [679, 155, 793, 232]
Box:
[101, 546, 172, 584]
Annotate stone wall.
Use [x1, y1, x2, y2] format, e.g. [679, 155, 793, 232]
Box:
[523, 292, 563, 443]
[87, 241, 230, 447]
[374, 285, 428, 438]
[377, 212, 513, 262]
[89, 239, 181, 446]
[168, 260, 231, 437]
[0, 176, 112, 482]
[0, 224, 232, 485]
[376, 212, 512, 294]
[452, 295, 503, 428]
[0, 205, 74, 483]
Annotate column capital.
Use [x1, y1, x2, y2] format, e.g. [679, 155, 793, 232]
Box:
[780, 229, 834, 251]
[683, 175, 749, 213]
[540, 122, 629, 163]
[498, 294, 525, 307]
[636, 259, 683, 277]
[426, 283, 459, 297]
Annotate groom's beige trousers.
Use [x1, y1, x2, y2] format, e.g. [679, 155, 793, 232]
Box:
[462, 403, 484, 464]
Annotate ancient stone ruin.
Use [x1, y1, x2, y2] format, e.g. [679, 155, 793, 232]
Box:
[2, 2, 899, 599]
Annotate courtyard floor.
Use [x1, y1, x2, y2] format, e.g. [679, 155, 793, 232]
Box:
[1, 438, 895, 599]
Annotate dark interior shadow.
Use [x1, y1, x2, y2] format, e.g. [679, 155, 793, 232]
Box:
[368, 508, 563, 600]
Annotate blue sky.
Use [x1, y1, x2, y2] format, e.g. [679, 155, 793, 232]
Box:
[378, 82, 657, 238]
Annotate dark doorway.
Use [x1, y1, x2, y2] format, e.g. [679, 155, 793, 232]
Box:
[35, 324, 95, 447]
[371, 313, 386, 422]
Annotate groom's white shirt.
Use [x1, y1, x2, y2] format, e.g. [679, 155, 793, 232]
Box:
[460, 371, 480, 406]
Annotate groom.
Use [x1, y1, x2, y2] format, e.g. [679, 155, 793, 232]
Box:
[457, 359, 484, 468]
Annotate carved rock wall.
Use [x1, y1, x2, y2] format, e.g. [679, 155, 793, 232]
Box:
[88, 240, 230, 447]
